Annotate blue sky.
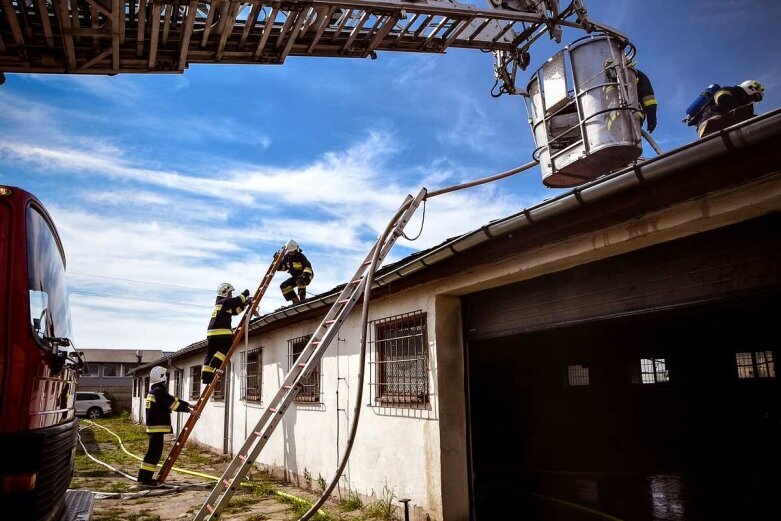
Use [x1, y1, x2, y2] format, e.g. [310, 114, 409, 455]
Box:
[1, 0, 779, 350]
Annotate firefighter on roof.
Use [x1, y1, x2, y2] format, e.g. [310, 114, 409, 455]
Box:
[277, 240, 314, 304]
[203, 282, 251, 385]
[137, 366, 194, 485]
[687, 80, 765, 137]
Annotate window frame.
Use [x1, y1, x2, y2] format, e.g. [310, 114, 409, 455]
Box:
[736, 351, 776, 380]
[190, 366, 201, 400]
[288, 335, 320, 403]
[102, 363, 123, 378]
[369, 310, 429, 406]
[240, 348, 263, 402]
[640, 357, 670, 384]
[567, 364, 590, 387]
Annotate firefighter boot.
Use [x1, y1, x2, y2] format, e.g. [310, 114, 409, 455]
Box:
[289, 292, 300, 305]
[298, 288, 306, 303]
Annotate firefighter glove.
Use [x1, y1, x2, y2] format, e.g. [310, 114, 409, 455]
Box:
[645, 105, 657, 133]
[242, 289, 250, 297]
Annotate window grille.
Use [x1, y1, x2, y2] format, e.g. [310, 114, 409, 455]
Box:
[736, 351, 776, 379]
[240, 348, 263, 402]
[368, 310, 429, 405]
[190, 366, 201, 400]
[567, 365, 590, 386]
[640, 358, 669, 384]
[212, 371, 225, 401]
[288, 335, 319, 403]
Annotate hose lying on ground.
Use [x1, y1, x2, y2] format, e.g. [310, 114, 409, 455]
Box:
[78, 421, 326, 514]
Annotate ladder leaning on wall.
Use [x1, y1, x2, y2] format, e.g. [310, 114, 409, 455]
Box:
[193, 189, 427, 521]
[156, 247, 286, 484]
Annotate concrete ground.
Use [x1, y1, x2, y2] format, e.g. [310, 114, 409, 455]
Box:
[72, 414, 399, 521]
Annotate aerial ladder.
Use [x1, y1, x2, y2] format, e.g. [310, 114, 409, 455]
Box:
[155, 246, 285, 484]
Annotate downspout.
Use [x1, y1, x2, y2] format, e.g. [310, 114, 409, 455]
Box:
[223, 362, 231, 454]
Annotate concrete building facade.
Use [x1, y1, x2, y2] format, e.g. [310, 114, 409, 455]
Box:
[78, 348, 164, 410]
[131, 110, 781, 521]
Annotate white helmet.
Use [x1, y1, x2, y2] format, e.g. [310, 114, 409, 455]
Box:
[217, 282, 234, 297]
[284, 240, 299, 254]
[739, 80, 765, 100]
[150, 366, 168, 386]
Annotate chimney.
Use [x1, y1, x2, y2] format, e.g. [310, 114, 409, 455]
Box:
[135, 350, 142, 364]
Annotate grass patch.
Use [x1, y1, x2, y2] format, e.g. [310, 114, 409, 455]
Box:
[99, 481, 132, 493]
[223, 494, 262, 514]
[93, 508, 160, 521]
[361, 485, 399, 521]
[338, 491, 363, 512]
[251, 481, 278, 498]
[69, 477, 85, 489]
[277, 493, 333, 521]
[245, 514, 270, 521]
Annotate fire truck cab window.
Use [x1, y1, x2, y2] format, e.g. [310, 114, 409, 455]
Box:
[26, 206, 72, 348]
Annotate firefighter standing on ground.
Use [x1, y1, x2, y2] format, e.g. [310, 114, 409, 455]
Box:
[203, 282, 251, 385]
[137, 366, 194, 485]
[277, 240, 314, 304]
[689, 80, 765, 137]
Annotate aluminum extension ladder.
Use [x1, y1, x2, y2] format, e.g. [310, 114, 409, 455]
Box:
[194, 189, 426, 520]
[156, 247, 286, 484]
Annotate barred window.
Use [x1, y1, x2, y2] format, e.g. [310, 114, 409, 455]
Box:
[736, 351, 776, 379]
[567, 365, 590, 386]
[240, 348, 263, 402]
[190, 366, 201, 400]
[144, 377, 150, 395]
[288, 335, 320, 403]
[369, 310, 428, 405]
[640, 358, 669, 384]
[212, 371, 225, 401]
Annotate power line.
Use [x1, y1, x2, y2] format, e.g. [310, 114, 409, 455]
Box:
[67, 271, 287, 301]
[68, 289, 205, 309]
[68, 271, 214, 292]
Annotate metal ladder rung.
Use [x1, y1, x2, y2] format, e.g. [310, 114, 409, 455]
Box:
[298, 362, 307, 368]
[239, 454, 247, 462]
[338, 299, 350, 304]
[207, 504, 215, 513]
[222, 479, 231, 488]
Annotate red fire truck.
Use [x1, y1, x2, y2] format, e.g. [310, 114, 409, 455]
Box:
[0, 185, 84, 520]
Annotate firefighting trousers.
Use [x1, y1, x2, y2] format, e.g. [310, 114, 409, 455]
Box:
[280, 272, 313, 301]
[137, 432, 164, 484]
[203, 335, 231, 384]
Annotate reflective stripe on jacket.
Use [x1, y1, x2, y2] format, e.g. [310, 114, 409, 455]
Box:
[207, 293, 249, 336]
[144, 383, 190, 434]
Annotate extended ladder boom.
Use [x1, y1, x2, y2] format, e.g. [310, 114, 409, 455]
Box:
[194, 188, 426, 520]
[156, 248, 285, 484]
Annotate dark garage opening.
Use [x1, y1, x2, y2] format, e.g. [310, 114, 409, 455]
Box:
[467, 300, 779, 520]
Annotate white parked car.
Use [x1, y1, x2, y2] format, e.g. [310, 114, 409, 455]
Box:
[75, 392, 112, 419]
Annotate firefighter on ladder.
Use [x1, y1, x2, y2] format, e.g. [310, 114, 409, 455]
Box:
[277, 240, 314, 304]
[137, 366, 195, 485]
[203, 283, 252, 385]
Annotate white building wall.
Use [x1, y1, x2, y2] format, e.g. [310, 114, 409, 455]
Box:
[224, 288, 443, 520]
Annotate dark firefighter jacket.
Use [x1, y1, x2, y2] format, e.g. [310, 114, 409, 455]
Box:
[278, 250, 313, 280]
[636, 69, 657, 116]
[207, 293, 250, 337]
[144, 383, 190, 433]
[694, 86, 753, 126]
